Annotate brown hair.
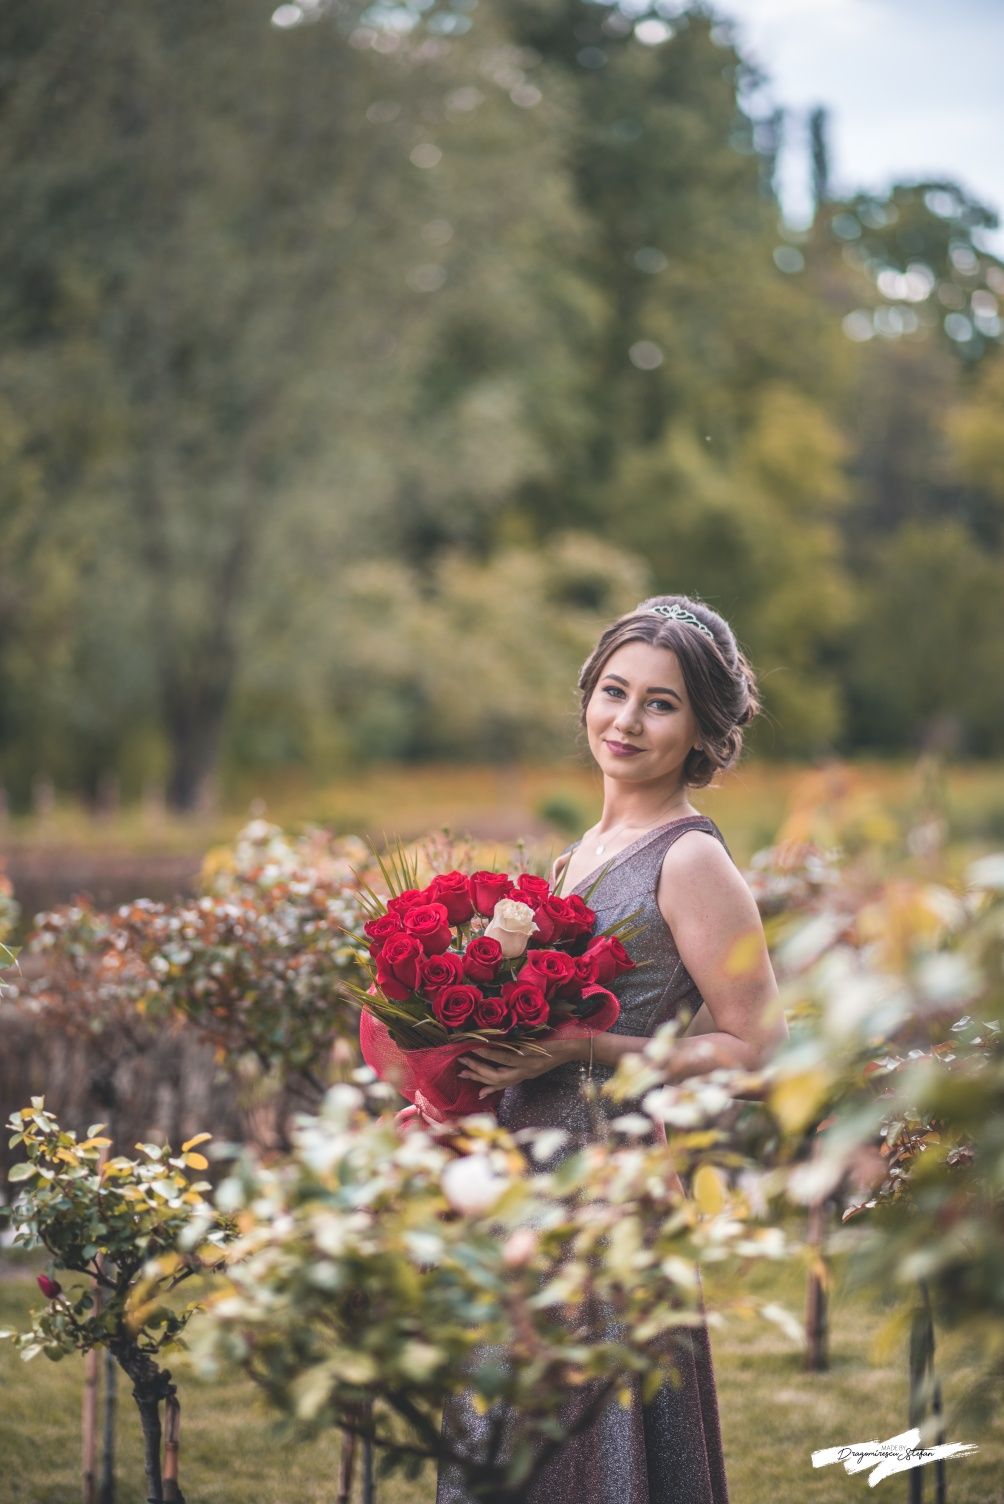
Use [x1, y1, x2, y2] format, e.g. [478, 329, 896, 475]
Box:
[577, 594, 760, 788]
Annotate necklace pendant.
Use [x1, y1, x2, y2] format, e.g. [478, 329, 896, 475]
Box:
[595, 842, 605, 855]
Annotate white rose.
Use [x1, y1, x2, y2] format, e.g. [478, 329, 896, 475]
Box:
[483, 897, 538, 959]
[441, 1155, 507, 1216]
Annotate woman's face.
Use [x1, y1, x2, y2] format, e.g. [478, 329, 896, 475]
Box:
[585, 639, 701, 790]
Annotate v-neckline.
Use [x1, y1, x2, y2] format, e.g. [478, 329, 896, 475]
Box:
[562, 813, 709, 897]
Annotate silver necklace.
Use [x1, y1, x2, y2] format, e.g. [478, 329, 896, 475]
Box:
[593, 804, 689, 856]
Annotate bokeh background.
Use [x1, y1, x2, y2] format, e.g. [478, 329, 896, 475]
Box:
[2, 0, 1003, 889]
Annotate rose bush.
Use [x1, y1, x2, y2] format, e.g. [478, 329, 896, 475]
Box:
[170, 1079, 792, 1503]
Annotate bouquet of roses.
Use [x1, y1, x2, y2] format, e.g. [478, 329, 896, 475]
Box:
[347, 847, 640, 1123]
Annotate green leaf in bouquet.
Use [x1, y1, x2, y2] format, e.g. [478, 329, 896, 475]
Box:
[340, 978, 448, 1050]
[600, 906, 646, 946]
[580, 862, 615, 904]
[351, 837, 423, 920]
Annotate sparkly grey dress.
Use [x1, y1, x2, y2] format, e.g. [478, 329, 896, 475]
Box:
[436, 815, 731, 1504]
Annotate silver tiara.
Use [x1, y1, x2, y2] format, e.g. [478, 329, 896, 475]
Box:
[646, 604, 715, 641]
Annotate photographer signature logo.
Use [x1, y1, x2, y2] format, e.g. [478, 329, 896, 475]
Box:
[812, 1426, 978, 1485]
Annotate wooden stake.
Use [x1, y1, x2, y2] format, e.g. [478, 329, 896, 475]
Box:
[82, 1346, 99, 1504]
[84, 1142, 109, 1504]
[100, 1351, 116, 1504]
[804, 1197, 829, 1371]
[163, 1395, 182, 1503]
[336, 1427, 358, 1504]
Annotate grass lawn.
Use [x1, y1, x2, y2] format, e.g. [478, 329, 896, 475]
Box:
[1, 1245, 999, 1504]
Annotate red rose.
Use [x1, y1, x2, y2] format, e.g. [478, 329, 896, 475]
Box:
[402, 902, 453, 955]
[387, 888, 430, 919]
[572, 952, 600, 987]
[463, 936, 504, 983]
[363, 913, 404, 956]
[583, 935, 635, 985]
[428, 871, 476, 925]
[37, 1273, 62, 1300]
[517, 949, 577, 998]
[502, 981, 550, 1029]
[432, 983, 483, 1029]
[563, 894, 597, 937]
[420, 951, 466, 996]
[513, 873, 551, 903]
[473, 994, 512, 1030]
[375, 933, 425, 1001]
[471, 870, 514, 917]
[526, 894, 576, 945]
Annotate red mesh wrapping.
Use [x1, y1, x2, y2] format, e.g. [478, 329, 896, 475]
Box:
[360, 991, 621, 1125]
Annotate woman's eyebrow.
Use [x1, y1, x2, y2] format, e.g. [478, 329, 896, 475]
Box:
[603, 673, 681, 699]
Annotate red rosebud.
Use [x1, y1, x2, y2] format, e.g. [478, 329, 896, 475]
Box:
[375, 933, 425, 1001]
[563, 895, 597, 937]
[363, 913, 404, 956]
[463, 936, 504, 983]
[471, 871, 514, 917]
[432, 983, 483, 1029]
[387, 888, 430, 918]
[513, 873, 551, 903]
[517, 949, 576, 998]
[420, 951, 466, 996]
[526, 894, 577, 945]
[583, 935, 635, 985]
[572, 952, 600, 987]
[428, 871, 476, 925]
[501, 981, 550, 1029]
[402, 902, 453, 956]
[473, 994, 512, 1030]
[36, 1273, 62, 1300]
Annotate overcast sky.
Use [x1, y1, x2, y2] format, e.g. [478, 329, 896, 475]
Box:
[713, 0, 1004, 250]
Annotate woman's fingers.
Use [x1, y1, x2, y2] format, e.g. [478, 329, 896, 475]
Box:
[464, 1047, 522, 1066]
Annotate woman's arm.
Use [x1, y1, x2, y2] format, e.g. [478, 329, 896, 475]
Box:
[620, 830, 786, 1079]
[459, 831, 786, 1097]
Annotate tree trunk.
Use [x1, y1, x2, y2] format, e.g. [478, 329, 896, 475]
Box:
[108, 1336, 177, 1504]
[361, 1435, 374, 1504]
[162, 1395, 184, 1504]
[136, 1397, 164, 1504]
[336, 1428, 357, 1504]
[804, 1198, 829, 1371]
[163, 689, 226, 813]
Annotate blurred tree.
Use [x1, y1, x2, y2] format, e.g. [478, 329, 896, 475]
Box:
[809, 105, 831, 211]
[2, 0, 1003, 790]
[301, 531, 649, 765]
[0, 0, 591, 806]
[844, 521, 1004, 755]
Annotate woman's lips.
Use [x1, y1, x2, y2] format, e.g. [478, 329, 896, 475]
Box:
[605, 740, 643, 757]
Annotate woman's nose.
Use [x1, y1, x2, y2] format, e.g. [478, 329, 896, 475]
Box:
[614, 701, 642, 732]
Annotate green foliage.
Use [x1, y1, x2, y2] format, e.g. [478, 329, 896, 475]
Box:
[318, 532, 648, 762]
[2, 1, 1004, 797]
[24, 822, 376, 1095]
[751, 813, 1004, 1375]
[1, 1101, 231, 1365]
[183, 1082, 788, 1500]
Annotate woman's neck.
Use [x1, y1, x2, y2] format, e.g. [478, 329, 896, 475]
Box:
[594, 781, 697, 835]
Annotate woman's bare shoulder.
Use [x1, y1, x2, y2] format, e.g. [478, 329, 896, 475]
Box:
[658, 825, 755, 918]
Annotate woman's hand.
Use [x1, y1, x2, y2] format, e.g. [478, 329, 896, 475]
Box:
[458, 1036, 585, 1099]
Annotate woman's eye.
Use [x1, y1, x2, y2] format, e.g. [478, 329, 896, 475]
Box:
[650, 700, 675, 713]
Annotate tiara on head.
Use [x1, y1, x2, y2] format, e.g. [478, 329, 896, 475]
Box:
[646, 604, 716, 642]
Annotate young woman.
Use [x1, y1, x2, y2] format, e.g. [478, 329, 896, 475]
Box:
[436, 593, 787, 1504]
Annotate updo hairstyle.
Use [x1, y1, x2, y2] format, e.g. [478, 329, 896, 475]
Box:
[577, 593, 760, 788]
